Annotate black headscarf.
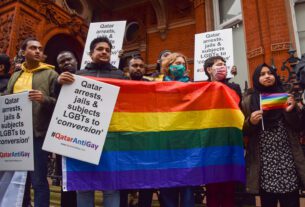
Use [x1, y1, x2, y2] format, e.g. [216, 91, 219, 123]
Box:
[250, 63, 284, 129]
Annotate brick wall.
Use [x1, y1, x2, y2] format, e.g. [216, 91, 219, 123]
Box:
[242, 0, 293, 82]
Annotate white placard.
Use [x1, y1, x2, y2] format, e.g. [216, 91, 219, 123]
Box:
[80, 21, 126, 70]
[0, 92, 33, 171]
[43, 76, 120, 165]
[194, 28, 234, 81]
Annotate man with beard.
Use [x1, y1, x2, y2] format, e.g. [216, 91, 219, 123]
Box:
[120, 56, 151, 207]
[57, 36, 125, 207]
[128, 56, 148, 81]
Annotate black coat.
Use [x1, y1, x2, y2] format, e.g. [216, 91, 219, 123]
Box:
[223, 80, 242, 106]
[78, 62, 125, 79]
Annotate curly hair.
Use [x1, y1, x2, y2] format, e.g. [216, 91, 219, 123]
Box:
[161, 52, 189, 76]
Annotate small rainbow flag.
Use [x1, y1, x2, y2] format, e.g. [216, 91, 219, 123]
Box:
[63, 78, 245, 191]
[261, 93, 288, 110]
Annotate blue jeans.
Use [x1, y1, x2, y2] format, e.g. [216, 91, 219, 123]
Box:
[160, 187, 194, 207]
[29, 138, 50, 207]
[77, 190, 120, 207]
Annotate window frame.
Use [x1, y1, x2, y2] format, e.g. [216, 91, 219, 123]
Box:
[290, 0, 305, 57]
[213, 0, 243, 29]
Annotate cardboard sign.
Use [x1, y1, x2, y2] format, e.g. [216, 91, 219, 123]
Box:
[80, 21, 126, 69]
[194, 28, 234, 81]
[0, 92, 33, 171]
[43, 76, 120, 165]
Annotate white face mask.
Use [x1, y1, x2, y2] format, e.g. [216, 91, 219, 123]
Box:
[212, 66, 227, 81]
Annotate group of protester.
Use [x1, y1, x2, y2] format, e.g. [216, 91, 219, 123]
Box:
[1, 35, 305, 207]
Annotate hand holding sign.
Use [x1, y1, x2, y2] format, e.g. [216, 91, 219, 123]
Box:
[0, 92, 34, 171]
[43, 76, 120, 165]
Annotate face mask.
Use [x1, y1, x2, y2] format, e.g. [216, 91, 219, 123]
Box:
[169, 64, 186, 78]
[213, 66, 227, 81]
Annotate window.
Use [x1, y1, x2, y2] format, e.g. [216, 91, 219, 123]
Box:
[125, 22, 140, 43]
[294, 1, 305, 55]
[213, 0, 248, 90]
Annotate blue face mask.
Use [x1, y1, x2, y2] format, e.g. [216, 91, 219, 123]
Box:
[169, 64, 186, 78]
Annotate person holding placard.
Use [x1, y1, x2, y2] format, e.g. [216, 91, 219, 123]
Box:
[241, 63, 305, 207]
[55, 50, 78, 207]
[57, 36, 125, 207]
[6, 37, 58, 207]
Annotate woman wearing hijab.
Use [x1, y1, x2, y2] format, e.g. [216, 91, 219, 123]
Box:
[242, 63, 305, 207]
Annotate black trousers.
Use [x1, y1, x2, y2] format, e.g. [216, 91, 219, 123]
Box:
[260, 189, 300, 207]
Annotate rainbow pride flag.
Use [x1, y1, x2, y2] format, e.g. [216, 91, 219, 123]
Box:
[63, 78, 245, 191]
[261, 93, 288, 110]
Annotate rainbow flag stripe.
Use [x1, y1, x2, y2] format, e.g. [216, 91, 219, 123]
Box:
[261, 93, 288, 110]
[63, 78, 245, 191]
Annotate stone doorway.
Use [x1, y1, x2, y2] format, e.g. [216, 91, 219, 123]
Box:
[44, 34, 84, 71]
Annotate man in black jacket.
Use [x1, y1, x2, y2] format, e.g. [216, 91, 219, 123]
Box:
[57, 36, 125, 207]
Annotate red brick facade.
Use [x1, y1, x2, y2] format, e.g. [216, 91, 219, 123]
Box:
[0, 0, 87, 68]
[0, 0, 298, 84]
[242, 0, 293, 81]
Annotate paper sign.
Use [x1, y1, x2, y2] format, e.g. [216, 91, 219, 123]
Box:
[0, 92, 33, 171]
[80, 21, 126, 69]
[43, 76, 120, 165]
[194, 28, 234, 81]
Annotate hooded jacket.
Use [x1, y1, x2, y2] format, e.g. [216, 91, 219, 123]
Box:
[6, 62, 58, 139]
